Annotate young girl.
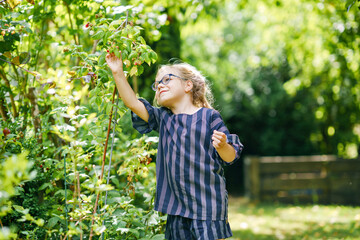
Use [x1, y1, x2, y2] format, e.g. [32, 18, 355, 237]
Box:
[106, 52, 243, 240]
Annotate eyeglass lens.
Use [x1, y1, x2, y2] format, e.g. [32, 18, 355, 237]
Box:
[152, 74, 172, 91]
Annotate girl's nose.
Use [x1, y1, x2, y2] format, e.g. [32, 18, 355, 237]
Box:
[157, 82, 166, 90]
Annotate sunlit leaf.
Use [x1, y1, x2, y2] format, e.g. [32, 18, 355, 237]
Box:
[92, 30, 105, 40]
[11, 56, 20, 65]
[151, 234, 166, 240]
[68, 71, 76, 76]
[6, 0, 20, 9]
[19, 52, 30, 64]
[47, 217, 59, 228]
[129, 66, 137, 76]
[3, 52, 11, 59]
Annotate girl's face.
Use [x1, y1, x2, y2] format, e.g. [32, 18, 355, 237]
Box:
[154, 67, 189, 108]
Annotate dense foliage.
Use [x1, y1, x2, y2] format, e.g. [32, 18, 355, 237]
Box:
[182, 0, 360, 158]
[0, 0, 359, 239]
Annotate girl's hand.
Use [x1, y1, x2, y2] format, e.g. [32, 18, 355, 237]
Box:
[105, 51, 124, 74]
[212, 130, 227, 149]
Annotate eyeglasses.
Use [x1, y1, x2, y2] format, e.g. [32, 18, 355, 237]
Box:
[151, 74, 186, 91]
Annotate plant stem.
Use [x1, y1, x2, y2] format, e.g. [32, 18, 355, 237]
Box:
[0, 68, 18, 118]
[65, 2, 79, 45]
[89, 88, 117, 240]
[34, 0, 47, 72]
[27, 87, 41, 142]
[0, 58, 38, 75]
[76, 172, 83, 240]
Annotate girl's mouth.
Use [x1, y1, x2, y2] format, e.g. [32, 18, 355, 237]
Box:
[159, 90, 167, 95]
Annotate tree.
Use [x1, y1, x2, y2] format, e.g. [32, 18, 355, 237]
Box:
[182, 0, 360, 158]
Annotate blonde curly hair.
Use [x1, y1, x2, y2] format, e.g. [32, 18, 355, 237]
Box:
[154, 62, 214, 109]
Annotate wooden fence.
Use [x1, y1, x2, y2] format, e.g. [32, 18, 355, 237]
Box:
[244, 155, 360, 205]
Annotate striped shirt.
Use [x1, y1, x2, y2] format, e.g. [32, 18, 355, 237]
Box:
[131, 99, 243, 220]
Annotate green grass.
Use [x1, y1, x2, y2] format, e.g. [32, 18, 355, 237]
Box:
[227, 197, 360, 240]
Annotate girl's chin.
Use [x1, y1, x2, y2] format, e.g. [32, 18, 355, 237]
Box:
[157, 99, 172, 108]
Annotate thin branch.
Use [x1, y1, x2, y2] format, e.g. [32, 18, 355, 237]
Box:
[0, 58, 38, 75]
[89, 88, 117, 240]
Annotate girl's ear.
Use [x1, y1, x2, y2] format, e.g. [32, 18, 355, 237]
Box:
[184, 80, 193, 93]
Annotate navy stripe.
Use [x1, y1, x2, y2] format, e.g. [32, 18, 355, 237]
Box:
[131, 99, 243, 220]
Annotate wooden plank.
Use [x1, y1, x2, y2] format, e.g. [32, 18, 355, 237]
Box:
[260, 162, 326, 174]
[330, 175, 360, 192]
[262, 178, 328, 191]
[330, 196, 360, 205]
[250, 157, 260, 202]
[244, 156, 260, 202]
[260, 155, 337, 163]
[244, 155, 360, 205]
[262, 192, 328, 204]
[328, 160, 360, 172]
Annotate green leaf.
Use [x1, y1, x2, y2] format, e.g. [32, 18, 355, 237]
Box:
[129, 229, 140, 238]
[137, 36, 146, 45]
[137, 65, 144, 75]
[109, 19, 123, 28]
[39, 183, 52, 191]
[128, 51, 137, 61]
[13, 205, 29, 215]
[47, 217, 59, 228]
[114, 50, 121, 59]
[129, 66, 137, 76]
[35, 218, 44, 227]
[150, 51, 158, 63]
[95, 225, 106, 234]
[95, 96, 102, 106]
[19, 52, 30, 64]
[144, 53, 151, 66]
[92, 30, 105, 40]
[106, 102, 112, 115]
[13, 205, 24, 212]
[109, 30, 121, 40]
[98, 69, 108, 77]
[151, 234, 165, 240]
[103, 31, 111, 45]
[98, 51, 107, 66]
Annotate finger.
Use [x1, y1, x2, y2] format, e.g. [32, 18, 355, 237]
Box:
[213, 130, 225, 137]
[106, 52, 114, 59]
[212, 139, 220, 149]
[212, 134, 221, 142]
[212, 132, 226, 142]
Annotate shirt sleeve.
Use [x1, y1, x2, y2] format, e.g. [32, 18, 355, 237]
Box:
[131, 98, 161, 134]
[210, 110, 244, 166]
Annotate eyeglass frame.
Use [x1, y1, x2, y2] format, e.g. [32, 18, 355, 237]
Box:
[151, 73, 187, 91]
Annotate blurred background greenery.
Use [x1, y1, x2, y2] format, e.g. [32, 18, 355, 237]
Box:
[1, 0, 360, 238]
[137, 0, 360, 195]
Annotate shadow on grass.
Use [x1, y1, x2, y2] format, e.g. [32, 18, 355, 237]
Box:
[227, 197, 360, 240]
[231, 222, 360, 240]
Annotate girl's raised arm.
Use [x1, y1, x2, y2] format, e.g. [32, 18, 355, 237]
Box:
[105, 52, 149, 123]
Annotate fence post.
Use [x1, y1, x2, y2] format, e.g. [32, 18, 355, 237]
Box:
[245, 156, 260, 202]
